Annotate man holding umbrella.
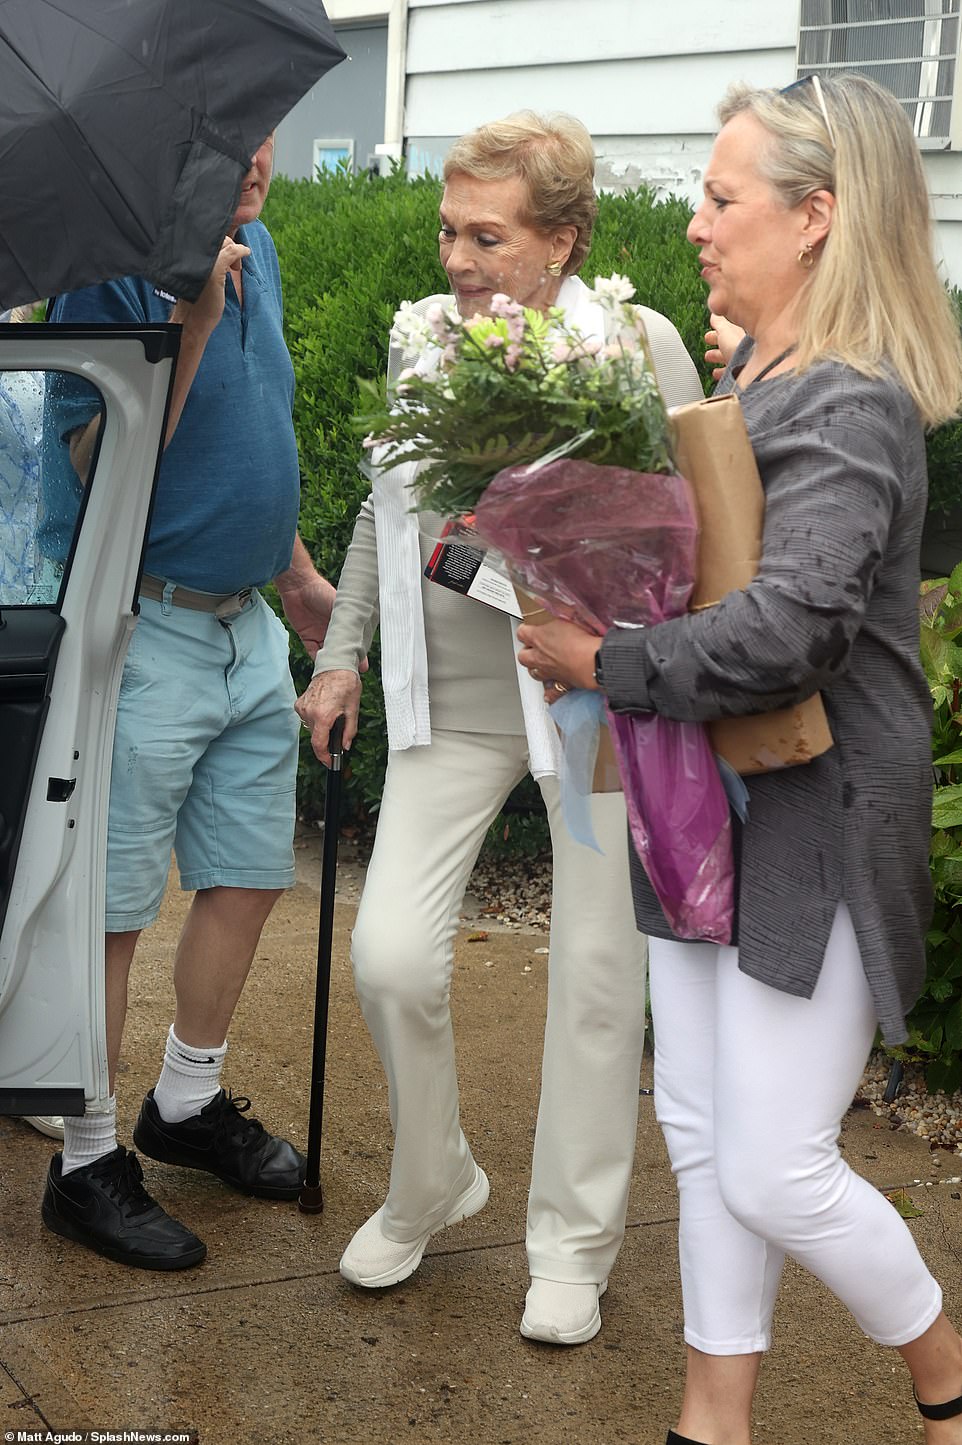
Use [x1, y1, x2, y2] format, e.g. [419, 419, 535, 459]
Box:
[39, 134, 336, 1271]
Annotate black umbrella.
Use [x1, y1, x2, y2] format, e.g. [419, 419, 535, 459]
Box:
[299, 715, 344, 1214]
[0, 0, 345, 307]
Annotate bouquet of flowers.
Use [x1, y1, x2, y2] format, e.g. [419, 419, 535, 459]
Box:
[358, 278, 734, 944]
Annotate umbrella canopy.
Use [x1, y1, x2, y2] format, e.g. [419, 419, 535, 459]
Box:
[0, 0, 346, 306]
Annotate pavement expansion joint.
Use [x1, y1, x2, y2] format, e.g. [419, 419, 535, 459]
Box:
[0, 1267, 343, 1327]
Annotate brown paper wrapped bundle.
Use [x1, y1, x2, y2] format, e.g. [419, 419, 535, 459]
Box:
[670, 394, 833, 774]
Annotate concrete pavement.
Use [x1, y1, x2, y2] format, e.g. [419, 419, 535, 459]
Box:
[1, 855, 960, 1445]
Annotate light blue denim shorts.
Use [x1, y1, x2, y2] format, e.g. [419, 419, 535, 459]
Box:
[105, 589, 299, 931]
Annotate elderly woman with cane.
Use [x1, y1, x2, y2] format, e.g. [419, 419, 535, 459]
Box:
[296, 110, 703, 1345]
[517, 75, 962, 1440]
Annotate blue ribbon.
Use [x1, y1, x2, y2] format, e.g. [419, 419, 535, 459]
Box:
[715, 755, 750, 822]
[550, 690, 607, 852]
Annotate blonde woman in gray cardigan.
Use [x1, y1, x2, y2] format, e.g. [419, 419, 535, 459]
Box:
[296, 111, 702, 1346]
[516, 77, 962, 1442]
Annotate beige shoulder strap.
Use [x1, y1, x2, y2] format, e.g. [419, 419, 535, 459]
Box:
[631, 304, 704, 410]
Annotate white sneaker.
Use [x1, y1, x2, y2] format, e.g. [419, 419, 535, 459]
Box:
[339, 1164, 489, 1289]
[24, 1116, 65, 1141]
[520, 1277, 608, 1345]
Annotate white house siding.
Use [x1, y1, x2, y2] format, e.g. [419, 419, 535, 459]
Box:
[403, 0, 962, 287]
[404, 0, 797, 190]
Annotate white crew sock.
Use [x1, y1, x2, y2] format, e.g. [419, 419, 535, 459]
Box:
[152, 1025, 227, 1124]
[61, 1096, 118, 1175]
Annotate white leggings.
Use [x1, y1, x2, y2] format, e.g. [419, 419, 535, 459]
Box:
[649, 902, 942, 1354]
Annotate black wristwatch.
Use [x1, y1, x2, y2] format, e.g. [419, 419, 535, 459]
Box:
[593, 648, 605, 689]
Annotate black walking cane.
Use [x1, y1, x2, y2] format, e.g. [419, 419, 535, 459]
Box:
[298, 714, 345, 1214]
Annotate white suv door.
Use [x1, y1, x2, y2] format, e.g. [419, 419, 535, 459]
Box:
[0, 323, 176, 1119]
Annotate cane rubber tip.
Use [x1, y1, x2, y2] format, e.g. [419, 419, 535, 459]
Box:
[298, 1185, 324, 1214]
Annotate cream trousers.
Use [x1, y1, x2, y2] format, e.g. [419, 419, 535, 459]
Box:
[649, 901, 942, 1354]
[350, 727, 647, 1283]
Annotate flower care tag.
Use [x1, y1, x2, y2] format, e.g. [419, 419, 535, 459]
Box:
[424, 521, 522, 619]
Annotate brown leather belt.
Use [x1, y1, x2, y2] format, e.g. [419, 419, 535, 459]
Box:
[139, 573, 254, 618]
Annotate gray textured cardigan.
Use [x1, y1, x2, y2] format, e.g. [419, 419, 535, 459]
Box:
[599, 348, 933, 1043]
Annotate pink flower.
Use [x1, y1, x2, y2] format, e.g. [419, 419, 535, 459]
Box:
[552, 341, 575, 363]
[504, 343, 523, 371]
[485, 334, 505, 349]
[489, 293, 526, 342]
[426, 301, 461, 343]
[489, 293, 522, 319]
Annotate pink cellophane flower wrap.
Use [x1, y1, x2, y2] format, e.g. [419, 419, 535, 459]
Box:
[473, 456, 734, 945]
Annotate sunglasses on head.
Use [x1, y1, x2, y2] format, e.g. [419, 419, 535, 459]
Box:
[780, 73, 837, 149]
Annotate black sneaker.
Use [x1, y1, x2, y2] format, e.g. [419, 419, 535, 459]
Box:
[133, 1089, 306, 1200]
[41, 1147, 207, 1271]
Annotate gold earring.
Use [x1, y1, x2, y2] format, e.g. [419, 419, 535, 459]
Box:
[546, 259, 564, 276]
[798, 242, 815, 269]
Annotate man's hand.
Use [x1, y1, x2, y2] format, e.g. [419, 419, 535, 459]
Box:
[278, 572, 337, 659]
[704, 313, 746, 381]
[275, 534, 339, 660]
[170, 235, 250, 336]
[295, 670, 362, 767]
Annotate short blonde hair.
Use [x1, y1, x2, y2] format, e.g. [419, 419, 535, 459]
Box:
[719, 74, 962, 428]
[443, 111, 597, 275]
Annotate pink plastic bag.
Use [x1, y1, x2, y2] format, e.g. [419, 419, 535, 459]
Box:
[474, 456, 734, 944]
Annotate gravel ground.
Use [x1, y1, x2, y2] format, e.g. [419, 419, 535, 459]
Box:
[858, 1055, 962, 1160]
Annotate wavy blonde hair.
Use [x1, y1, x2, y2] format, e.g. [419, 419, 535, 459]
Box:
[443, 111, 597, 275]
[719, 74, 962, 427]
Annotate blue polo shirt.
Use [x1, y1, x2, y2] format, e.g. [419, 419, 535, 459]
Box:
[45, 221, 300, 592]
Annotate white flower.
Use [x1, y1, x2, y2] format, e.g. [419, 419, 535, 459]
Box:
[588, 273, 636, 307]
[392, 300, 435, 359]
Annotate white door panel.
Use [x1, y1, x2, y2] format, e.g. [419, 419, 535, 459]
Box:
[0, 326, 176, 1116]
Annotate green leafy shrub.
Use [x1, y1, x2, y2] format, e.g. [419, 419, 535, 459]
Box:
[908, 567, 962, 1091]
